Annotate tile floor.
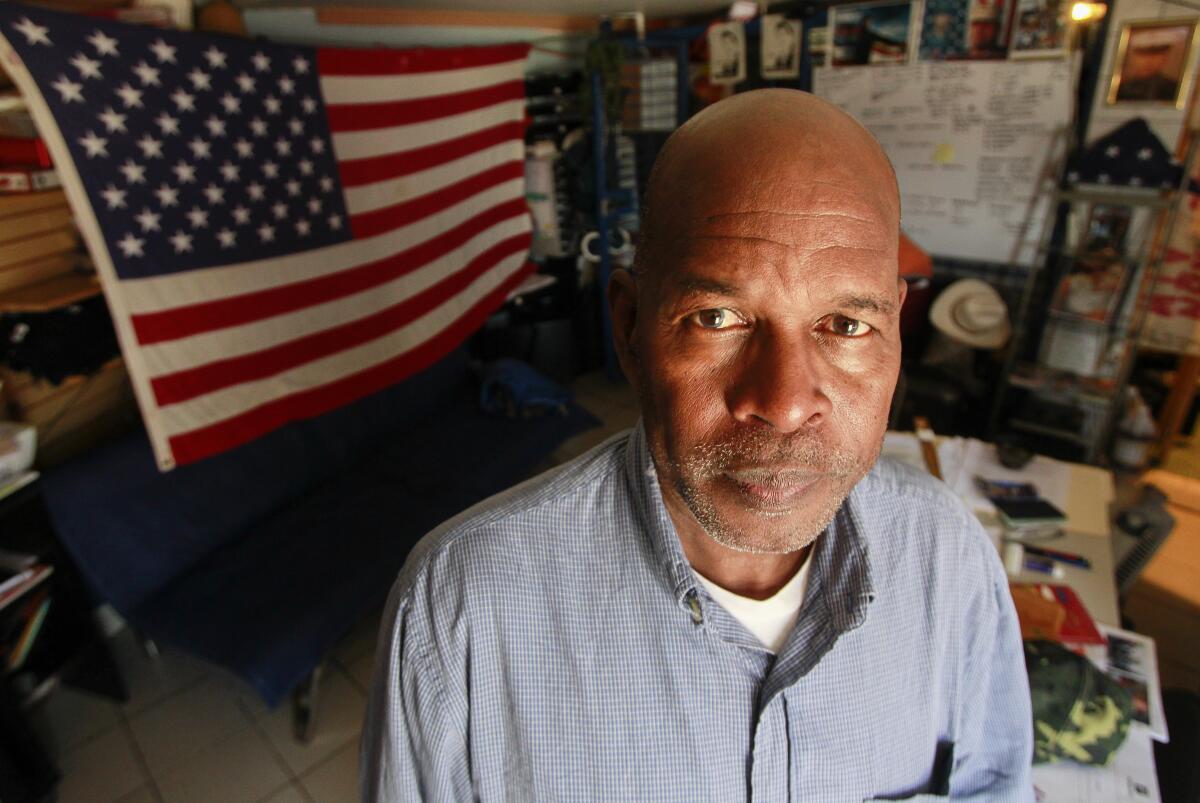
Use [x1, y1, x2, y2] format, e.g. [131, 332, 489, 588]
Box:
[28, 371, 640, 803]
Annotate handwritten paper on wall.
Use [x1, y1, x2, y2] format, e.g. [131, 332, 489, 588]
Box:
[814, 60, 1074, 266]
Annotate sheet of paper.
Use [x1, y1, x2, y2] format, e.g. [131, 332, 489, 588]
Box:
[1096, 624, 1169, 743]
[1032, 729, 1161, 803]
[947, 438, 1072, 518]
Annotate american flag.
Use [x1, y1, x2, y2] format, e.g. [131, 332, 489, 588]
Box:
[0, 4, 533, 469]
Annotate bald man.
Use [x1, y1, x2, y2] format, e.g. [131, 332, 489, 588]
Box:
[362, 90, 1033, 802]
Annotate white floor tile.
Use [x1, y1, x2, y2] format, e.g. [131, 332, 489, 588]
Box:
[153, 725, 289, 803]
[107, 630, 212, 716]
[128, 675, 252, 778]
[259, 781, 311, 803]
[56, 727, 148, 803]
[343, 652, 375, 695]
[258, 667, 366, 776]
[300, 743, 359, 803]
[28, 685, 121, 758]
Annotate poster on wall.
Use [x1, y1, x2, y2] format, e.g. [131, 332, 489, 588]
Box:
[920, 0, 970, 59]
[831, 0, 913, 66]
[1140, 180, 1200, 355]
[1009, 0, 1068, 58]
[708, 21, 747, 85]
[762, 14, 801, 78]
[1107, 18, 1200, 109]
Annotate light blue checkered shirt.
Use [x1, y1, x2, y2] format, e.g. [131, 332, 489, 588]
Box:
[361, 424, 1033, 802]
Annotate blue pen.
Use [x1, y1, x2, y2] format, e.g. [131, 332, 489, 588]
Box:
[1022, 556, 1064, 578]
[1022, 544, 1091, 569]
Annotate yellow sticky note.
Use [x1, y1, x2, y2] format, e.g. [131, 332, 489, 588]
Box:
[933, 143, 955, 164]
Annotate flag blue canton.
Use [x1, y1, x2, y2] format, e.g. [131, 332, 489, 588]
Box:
[3, 6, 352, 280]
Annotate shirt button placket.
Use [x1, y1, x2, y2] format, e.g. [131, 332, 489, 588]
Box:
[749, 697, 789, 802]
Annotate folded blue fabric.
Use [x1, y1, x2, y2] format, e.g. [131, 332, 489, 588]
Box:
[480, 358, 572, 418]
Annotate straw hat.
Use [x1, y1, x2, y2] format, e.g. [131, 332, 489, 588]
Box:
[929, 278, 1011, 349]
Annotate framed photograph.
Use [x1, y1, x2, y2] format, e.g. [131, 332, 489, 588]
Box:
[1008, 0, 1068, 58]
[1080, 203, 1133, 257]
[1107, 19, 1200, 108]
[831, 0, 913, 66]
[809, 25, 830, 67]
[708, 21, 747, 85]
[762, 14, 801, 78]
[966, 0, 1014, 59]
[920, 0, 970, 60]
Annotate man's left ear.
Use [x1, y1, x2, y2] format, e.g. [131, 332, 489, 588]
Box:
[608, 268, 641, 391]
[897, 276, 909, 308]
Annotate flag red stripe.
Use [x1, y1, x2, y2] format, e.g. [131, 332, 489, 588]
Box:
[325, 80, 524, 134]
[130, 195, 528, 345]
[337, 120, 524, 187]
[151, 233, 530, 405]
[166, 260, 537, 466]
[317, 43, 529, 77]
[349, 159, 523, 239]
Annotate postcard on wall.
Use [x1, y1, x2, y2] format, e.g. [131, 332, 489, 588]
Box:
[920, 0, 970, 60]
[1108, 18, 1200, 108]
[1008, 0, 1068, 58]
[966, 0, 1014, 59]
[832, 0, 913, 66]
[809, 25, 829, 67]
[762, 14, 801, 78]
[709, 21, 747, 84]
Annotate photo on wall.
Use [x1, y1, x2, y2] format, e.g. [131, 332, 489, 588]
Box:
[762, 14, 802, 77]
[1008, 0, 1068, 58]
[966, 0, 1014, 59]
[1108, 18, 1200, 108]
[832, 0, 913, 66]
[708, 21, 747, 85]
[920, 0, 970, 59]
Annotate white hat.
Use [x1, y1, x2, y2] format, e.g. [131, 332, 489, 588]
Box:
[929, 278, 1011, 349]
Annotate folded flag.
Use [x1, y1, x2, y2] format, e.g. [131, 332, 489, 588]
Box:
[0, 3, 533, 469]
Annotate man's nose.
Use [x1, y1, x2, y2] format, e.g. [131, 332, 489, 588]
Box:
[726, 330, 832, 434]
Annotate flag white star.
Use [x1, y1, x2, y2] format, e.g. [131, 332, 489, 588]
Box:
[234, 138, 254, 158]
[173, 161, 197, 183]
[135, 207, 161, 232]
[1138, 148, 1153, 160]
[78, 130, 108, 158]
[272, 202, 288, 220]
[119, 159, 146, 184]
[298, 159, 313, 176]
[1105, 145, 1120, 158]
[204, 116, 226, 137]
[301, 96, 317, 115]
[116, 233, 145, 257]
[155, 184, 180, 207]
[52, 75, 84, 103]
[219, 93, 240, 114]
[133, 61, 161, 86]
[155, 112, 181, 136]
[137, 135, 164, 159]
[216, 228, 236, 248]
[274, 138, 291, 156]
[219, 161, 240, 182]
[188, 138, 211, 159]
[1097, 173, 1111, 184]
[88, 30, 119, 56]
[70, 53, 102, 80]
[150, 38, 177, 63]
[204, 46, 228, 69]
[328, 212, 342, 230]
[170, 230, 193, 253]
[235, 72, 256, 94]
[252, 51, 271, 72]
[247, 182, 265, 201]
[100, 183, 126, 209]
[263, 95, 282, 115]
[13, 17, 51, 46]
[288, 118, 304, 136]
[278, 75, 295, 95]
[319, 176, 334, 192]
[258, 223, 275, 242]
[115, 83, 143, 108]
[295, 218, 311, 236]
[186, 206, 209, 228]
[1131, 176, 1144, 186]
[203, 184, 225, 205]
[232, 205, 251, 224]
[171, 88, 195, 112]
[262, 161, 279, 179]
[309, 137, 326, 155]
[307, 197, 322, 214]
[98, 106, 127, 133]
[249, 118, 268, 137]
[293, 56, 310, 74]
[285, 179, 301, 197]
[187, 68, 212, 91]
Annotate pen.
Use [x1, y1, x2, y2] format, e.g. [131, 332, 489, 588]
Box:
[1022, 556, 1064, 578]
[1022, 544, 1091, 569]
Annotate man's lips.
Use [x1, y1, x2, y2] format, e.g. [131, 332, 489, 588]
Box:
[722, 468, 823, 509]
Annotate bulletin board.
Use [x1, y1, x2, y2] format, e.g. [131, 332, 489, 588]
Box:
[813, 58, 1075, 266]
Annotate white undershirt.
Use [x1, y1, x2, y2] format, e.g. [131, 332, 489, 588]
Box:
[693, 553, 813, 653]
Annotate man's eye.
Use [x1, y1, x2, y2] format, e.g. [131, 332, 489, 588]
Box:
[827, 315, 873, 338]
[690, 308, 740, 330]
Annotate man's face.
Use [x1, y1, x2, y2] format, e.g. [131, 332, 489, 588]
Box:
[628, 171, 903, 555]
[1128, 48, 1170, 79]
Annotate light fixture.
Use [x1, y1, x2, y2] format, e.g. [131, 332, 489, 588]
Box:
[1071, 2, 1107, 22]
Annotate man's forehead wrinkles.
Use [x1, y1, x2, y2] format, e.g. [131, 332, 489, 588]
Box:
[704, 210, 876, 225]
